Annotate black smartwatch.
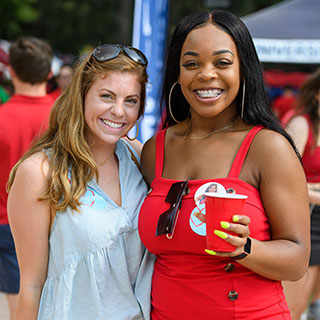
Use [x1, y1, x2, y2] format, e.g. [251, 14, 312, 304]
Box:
[233, 237, 251, 260]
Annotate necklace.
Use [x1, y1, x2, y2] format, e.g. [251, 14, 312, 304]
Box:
[95, 152, 114, 166]
[184, 116, 240, 140]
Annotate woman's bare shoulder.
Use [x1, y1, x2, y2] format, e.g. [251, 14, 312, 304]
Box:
[246, 128, 301, 180]
[141, 135, 156, 185]
[14, 151, 50, 184]
[251, 128, 296, 156]
[122, 137, 143, 157]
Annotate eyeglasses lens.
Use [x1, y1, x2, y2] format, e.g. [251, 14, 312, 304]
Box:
[123, 47, 148, 66]
[93, 45, 120, 62]
[92, 45, 147, 66]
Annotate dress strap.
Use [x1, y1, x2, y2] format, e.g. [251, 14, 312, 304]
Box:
[155, 128, 167, 178]
[228, 126, 264, 178]
[301, 114, 313, 157]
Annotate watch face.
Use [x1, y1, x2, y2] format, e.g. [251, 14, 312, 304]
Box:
[244, 237, 252, 254]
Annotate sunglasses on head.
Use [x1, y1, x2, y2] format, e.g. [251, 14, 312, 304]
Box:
[156, 180, 189, 239]
[91, 44, 148, 66]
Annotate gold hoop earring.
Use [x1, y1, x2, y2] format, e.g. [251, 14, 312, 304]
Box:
[168, 81, 181, 123]
[241, 81, 246, 119]
[126, 123, 139, 141]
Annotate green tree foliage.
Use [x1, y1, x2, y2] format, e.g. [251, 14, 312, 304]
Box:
[0, 0, 284, 57]
[0, 0, 39, 39]
[28, 0, 134, 56]
[169, 0, 284, 35]
[0, 0, 134, 57]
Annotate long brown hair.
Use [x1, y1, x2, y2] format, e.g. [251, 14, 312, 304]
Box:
[295, 68, 320, 149]
[7, 49, 148, 214]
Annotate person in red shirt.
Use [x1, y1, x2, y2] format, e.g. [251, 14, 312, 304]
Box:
[273, 85, 296, 120]
[48, 63, 73, 101]
[0, 36, 54, 319]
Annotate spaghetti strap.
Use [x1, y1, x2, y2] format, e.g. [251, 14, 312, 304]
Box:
[155, 128, 167, 178]
[228, 126, 264, 178]
[301, 114, 313, 155]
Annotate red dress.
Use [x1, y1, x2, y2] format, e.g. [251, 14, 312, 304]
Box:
[300, 114, 320, 265]
[301, 114, 320, 183]
[138, 126, 291, 320]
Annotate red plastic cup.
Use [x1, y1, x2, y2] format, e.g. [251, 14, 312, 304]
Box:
[204, 192, 248, 252]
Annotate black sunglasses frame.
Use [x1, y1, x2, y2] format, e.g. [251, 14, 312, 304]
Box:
[156, 180, 189, 238]
[91, 44, 148, 66]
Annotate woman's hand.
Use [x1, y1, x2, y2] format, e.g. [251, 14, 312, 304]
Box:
[308, 182, 320, 191]
[205, 214, 251, 258]
[307, 184, 320, 205]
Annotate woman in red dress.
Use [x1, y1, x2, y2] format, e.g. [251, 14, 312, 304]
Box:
[283, 69, 320, 320]
[138, 10, 310, 320]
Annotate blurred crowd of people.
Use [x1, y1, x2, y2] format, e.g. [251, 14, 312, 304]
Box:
[0, 41, 74, 107]
[0, 36, 73, 320]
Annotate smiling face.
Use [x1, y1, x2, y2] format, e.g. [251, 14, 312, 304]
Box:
[179, 23, 241, 119]
[84, 71, 141, 148]
[57, 65, 73, 91]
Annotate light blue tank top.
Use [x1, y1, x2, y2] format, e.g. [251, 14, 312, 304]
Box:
[38, 139, 155, 320]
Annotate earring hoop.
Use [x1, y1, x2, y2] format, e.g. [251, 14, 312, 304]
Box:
[241, 81, 246, 119]
[126, 123, 139, 141]
[168, 81, 181, 123]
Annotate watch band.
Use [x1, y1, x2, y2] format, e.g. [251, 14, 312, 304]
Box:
[233, 237, 251, 260]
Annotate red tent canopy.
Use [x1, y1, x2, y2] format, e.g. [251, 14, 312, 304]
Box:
[264, 70, 309, 88]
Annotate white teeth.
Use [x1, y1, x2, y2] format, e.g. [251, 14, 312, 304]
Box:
[196, 89, 222, 98]
[101, 119, 123, 128]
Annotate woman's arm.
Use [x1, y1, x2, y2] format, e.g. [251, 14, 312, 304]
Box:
[286, 116, 320, 206]
[140, 136, 156, 186]
[7, 152, 51, 320]
[285, 115, 309, 155]
[242, 130, 309, 281]
[214, 130, 310, 281]
[286, 116, 320, 204]
[308, 183, 320, 205]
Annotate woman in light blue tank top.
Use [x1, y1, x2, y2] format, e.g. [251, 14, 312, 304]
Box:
[7, 44, 155, 320]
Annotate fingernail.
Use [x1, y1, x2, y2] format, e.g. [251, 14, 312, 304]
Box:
[220, 221, 230, 229]
[233, 215, 239, 222]
[205, 249, 216, 255]
[214, 230, 228, 239]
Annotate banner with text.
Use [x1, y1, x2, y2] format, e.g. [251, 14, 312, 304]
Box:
[253, 38, 320, 64]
